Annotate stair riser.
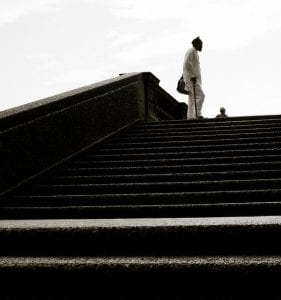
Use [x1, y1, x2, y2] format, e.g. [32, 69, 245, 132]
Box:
[57, 161, 281, 175]
[129, 123, 281, 134]
[0, 225, 281, 256]
[1, 260, 281, 299]
[16, 179, 281, 196]
[1, 202, 281, 219]
[77, 155, 281, 167]
[103, 136, 281, 149]
[69, 160, 281, 169]
[81, 152, 281, 163]
[91, 143, 281, 154]
[36, 170, 281, 185]
[125, 125, 281, 137]
[5, 189, 281, 206]
[140, 117, 281, 126]
[102, 141, 281, 153]
[113, 130, 281, 143]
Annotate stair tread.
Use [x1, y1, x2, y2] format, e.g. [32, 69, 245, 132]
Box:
[69, 160, 281, 168]
[130, 123, 281, 132]
[114, 130, 281, 141]
[105, 135, 281, 147]
[95, 144, 281, 156]
[84, 152, 281, 161]
[0, 215, 281, 227]
[40, 169, 281, 183]
[141, 115, 281, 124]
[61, 161, 281, 171]
[1, 255, 281, 268]
[125, 126, 281, 137]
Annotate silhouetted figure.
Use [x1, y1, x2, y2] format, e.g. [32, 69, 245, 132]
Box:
[216, 107, 228, 118]
[183, 37, 205, 119]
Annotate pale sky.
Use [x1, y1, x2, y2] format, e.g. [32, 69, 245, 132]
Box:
[1, 0, 281, 118]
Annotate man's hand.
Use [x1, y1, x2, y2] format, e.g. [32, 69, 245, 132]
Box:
[191, 77, 197, 83]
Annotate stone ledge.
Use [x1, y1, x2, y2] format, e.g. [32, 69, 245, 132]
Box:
[0, 73, 142, 123]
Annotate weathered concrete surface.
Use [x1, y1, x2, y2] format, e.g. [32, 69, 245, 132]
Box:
[1, 255, 281, 269]
[1, 215, 281, 229]
[0, 255, 281, 299]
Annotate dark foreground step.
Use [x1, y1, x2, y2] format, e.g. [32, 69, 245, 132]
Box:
[1, 256, 281, 299]
[1, 217, 281, 255]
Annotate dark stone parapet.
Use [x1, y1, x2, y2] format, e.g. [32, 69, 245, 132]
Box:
[0, 73, 141, 130]
[0, 72, 186, 194]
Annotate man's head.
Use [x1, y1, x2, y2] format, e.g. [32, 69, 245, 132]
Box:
[220, 107, 226, 114]
[192, 37, 203, 51]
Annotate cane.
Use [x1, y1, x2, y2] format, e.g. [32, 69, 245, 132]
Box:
[192, 80, 198, 118]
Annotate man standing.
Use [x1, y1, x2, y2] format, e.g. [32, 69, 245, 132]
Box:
[183, 37, 205, 119]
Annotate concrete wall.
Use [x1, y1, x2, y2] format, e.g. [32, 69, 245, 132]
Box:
[0, 72, 187, 194]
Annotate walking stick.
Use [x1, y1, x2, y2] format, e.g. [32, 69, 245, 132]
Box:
[192, 80, 198, 118]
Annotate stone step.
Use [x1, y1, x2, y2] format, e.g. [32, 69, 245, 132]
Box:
[1, 255, 281, 298]
[83, 152, 281, 163]
[129, 121, 281, 133]
[65, 157, 281, 170]
[91, 141, 281, 154]
[142, 114, 281, 124]
[112, 129, 281, 143]
[124, 125, 281, 137]
[2, 200, 281, 219]
[102, 136, 281, 150]
[35, 169, 281, 185]
[2, 255, 281, 276]
[15, 178, 281, 196]
[0, 217, 281, 255]
[6, 189, 281, 206]
[57, 161, 281, 175]
[137, 116, 281, 126]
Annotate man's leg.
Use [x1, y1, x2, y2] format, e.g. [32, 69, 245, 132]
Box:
[187, 93, 196, 119]
[187, 84, 204, 119]
[195, 84, 205, 117]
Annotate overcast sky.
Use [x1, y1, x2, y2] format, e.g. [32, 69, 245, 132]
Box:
[1, 0, 281, 118]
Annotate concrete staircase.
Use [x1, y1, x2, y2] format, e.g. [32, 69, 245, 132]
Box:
[2, 115, 281, 298]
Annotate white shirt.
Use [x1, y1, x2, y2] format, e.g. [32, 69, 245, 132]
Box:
[183, 47, 202, 91]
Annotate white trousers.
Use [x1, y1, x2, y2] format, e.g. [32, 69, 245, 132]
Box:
[187, 83, 205, 119]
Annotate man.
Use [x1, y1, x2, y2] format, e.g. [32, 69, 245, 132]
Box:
[216, 107, 228, 118]
[183, 37, 205, 119]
